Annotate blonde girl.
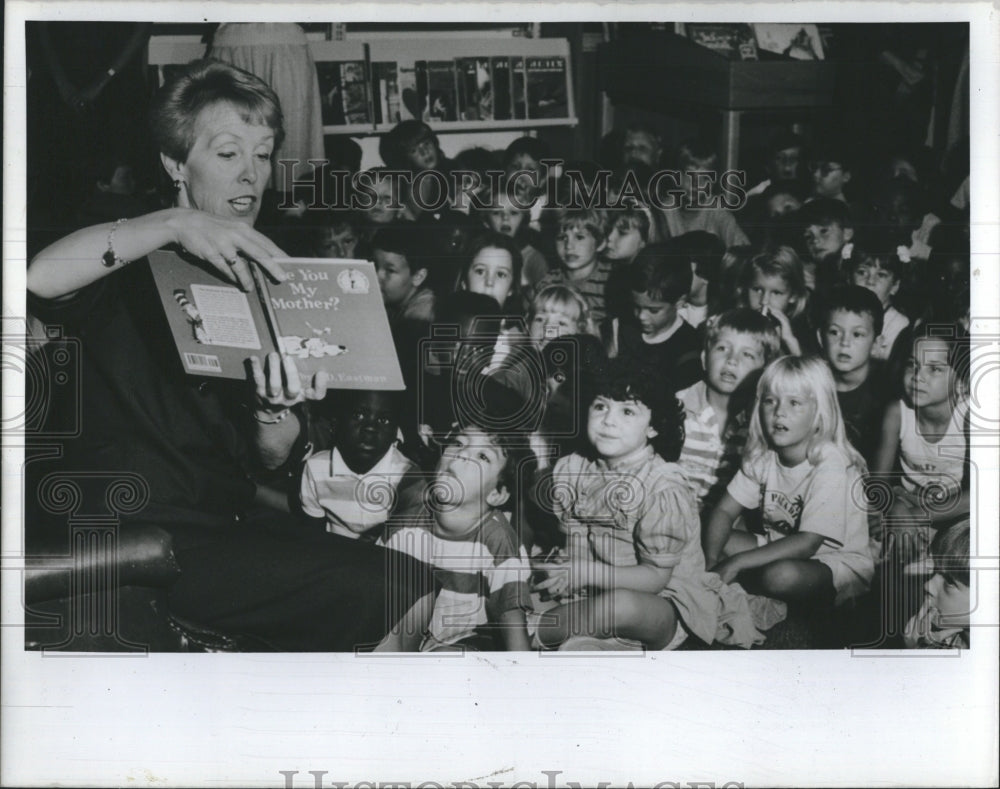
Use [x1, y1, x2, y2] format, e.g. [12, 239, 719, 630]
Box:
[739, 247, 818, 356]
[528, 284, 598, 350]
[704, 355, 874, 606]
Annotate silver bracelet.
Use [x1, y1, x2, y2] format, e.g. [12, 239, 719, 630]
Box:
[101, 218, 131, 268]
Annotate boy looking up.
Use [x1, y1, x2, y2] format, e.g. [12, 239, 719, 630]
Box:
[677, 309, 781, 511]
[380, 425, 532, 651]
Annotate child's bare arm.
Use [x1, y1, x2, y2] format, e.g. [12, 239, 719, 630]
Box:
[711, 531, 826, 583]
[498, 609, 532, 651]
[703, 492, 744, 568]
[872, 400, 902, 475]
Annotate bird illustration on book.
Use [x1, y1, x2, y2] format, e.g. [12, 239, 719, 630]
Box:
[173, 288, 210, 344]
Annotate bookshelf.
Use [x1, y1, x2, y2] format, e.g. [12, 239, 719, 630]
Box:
[147, 33, 578, 137]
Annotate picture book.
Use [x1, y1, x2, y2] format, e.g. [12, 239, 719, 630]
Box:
[339, 61, 371, 124]
[148, 249, 405, 390]
[372, 61, 401, 125]
[456, 57, 477, 120]
[510, 56, 527, 119]
[316, 61, 346, 125]
[425, 60, 459, 122]
[526, 56, 568, 119]
[397, 62, 419, 120]
[491, 56, 512, 120]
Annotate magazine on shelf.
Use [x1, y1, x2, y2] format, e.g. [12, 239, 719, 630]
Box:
[526, 55, 568, 118]
[511, 55, 527, 119]
[148, 249, 404, 390]
[371, 61, 401, 125]
[424, 60, 459, 121]
[491, 56, 512, 120]
[316, 61, 346, 125]
[685, 23, 759, 60]
[339, 61, 371, 124]
[752, 23, 825, 60]
[397, 62, 419, 120]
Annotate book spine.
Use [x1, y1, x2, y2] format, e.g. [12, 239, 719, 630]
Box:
[492, 56, 511, 120]
[415, 60, 428, 122]
[511, 56, 527, 120]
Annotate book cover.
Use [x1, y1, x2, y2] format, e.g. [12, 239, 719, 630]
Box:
[685, 23, 759, 60]
[316, 61, 346, 125]
[339, 61, 370, 124]
[148, 250, 404, 390]
[456, 57, 473, 120]
[491, 56, 512, 120]
[372, 61, 400, 125]
[526, 56, 568, 119]
[462, 57, 492, 121]
[415, 60, 429, 122]
[510, 56, 527, 119]
[752, 23, 825, 61]
[425, 60, 458, 122]
[397, 63, 419, 120]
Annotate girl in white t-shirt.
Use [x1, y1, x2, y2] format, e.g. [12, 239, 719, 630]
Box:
[873, 325, 970, 563]
[704, 355, 874, 605]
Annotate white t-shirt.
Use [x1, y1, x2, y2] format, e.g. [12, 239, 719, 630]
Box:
[300, 445, 416, 538]
[727, 445, 874, 602]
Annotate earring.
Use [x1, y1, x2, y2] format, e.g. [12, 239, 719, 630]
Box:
[173, 179, 185, 191]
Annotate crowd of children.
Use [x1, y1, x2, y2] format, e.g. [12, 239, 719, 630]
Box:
[276, 120, 972, 652]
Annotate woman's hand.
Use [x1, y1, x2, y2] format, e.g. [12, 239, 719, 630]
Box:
[165, 206, 288, 292]
[250, 352, 331, 413]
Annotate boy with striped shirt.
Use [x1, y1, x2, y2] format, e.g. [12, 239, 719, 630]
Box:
[677, 309, 780, 512]
[379, 425, 532, 651]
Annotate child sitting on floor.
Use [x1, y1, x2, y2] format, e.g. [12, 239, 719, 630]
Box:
[820, 285, 895, 469]
[739, 246, 819, 357]
[611, 241, 703, 392]
[380, 424, 533, 651]
[704, 356, 874, 608]
[872, 324, 970, 563]
[530, 359, 762, 650]
[677, 309, 781, 512]
[847, 240, 911, 361]
[903, 519, 971, 649]
[300, 389, 418, 541]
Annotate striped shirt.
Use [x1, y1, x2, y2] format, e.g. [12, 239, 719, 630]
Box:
[536, 258, 614, 328]
[677, 381, 748, 510]
[380, 503, 530, 650]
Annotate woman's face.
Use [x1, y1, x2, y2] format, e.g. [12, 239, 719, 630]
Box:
[171, 102, 274, 226]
